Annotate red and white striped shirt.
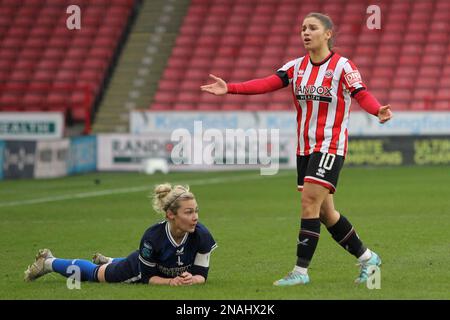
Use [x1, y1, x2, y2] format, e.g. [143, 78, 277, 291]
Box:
[278, 51, 366, 157]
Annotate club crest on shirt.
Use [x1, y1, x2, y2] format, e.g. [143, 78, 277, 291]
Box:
[324, 69, 334, 78]
[176, 247, 184, 256]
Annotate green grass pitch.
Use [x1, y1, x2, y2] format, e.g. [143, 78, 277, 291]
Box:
[0, 166, 449, 299]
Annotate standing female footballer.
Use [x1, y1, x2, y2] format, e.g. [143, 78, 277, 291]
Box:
[24, 184, 217, 286]
[201, 12, 392, 286]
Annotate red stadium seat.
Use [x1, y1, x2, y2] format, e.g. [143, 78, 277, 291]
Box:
[229, 69, 255, 82]
[60, 59, 82, 70]
[36, 59, 60, 70]
[418, 67, 441, 78]
[413, 89, 433, 101]
[153, 91, 176, 104]
[437, 89, 450, 101]
[370, 78, 391, 90]
[372, 67, 394, 79]
[369, 89, 388, 103]
[374, 55, 397, 67]
[10, 69, 33, 81]
[221, 103, 242, 111]
[415, 77, 436, 88]
[55, 70, 77, 83]
[424, 44, 447, 55]
[396, 67, 417, 78]
[178, 92, 200, 104]
[190, 57, 212, 69]
[46, 92, 67, 106]
[267, 102, 292, 111]
[441, 76, 450, 88]
[408, 101, 428, 111]
[402, 44, 423, 56]
[173, 103, 196, 111]
[433, 100, 450, 111]
[197, 103, 220, 111]
[23, 93, 44, 106]
[421, 54, 444, 66]
[388, 101, 409, 111]
[388, 89, 411, 101]
[392, 77, 414, 90]
[34, 70, 56, 82]
[158, 79, 179, 92]
[213, 56, 236, 69]
[0, 93, 21, 106]
[150, 103, 172, 111]
[399, 55, 421, 66]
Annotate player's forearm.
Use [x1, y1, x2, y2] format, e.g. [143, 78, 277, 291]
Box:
[227, 74, 284, 94]
[148, 275, 205, 285]
[191, 275, 206, 284]
[354, 89, 381, 116]
[148, 276, 171, 285]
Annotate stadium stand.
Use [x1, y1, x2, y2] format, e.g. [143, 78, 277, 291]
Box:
[93, 0, 191, 133]
[1, 0, 448, 135]
[0, 0, 138, 133]
[150, 0, 449, 112]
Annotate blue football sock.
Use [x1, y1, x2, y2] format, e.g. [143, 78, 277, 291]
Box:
[52, 259, 99, 282]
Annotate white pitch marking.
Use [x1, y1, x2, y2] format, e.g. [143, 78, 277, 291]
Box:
[0, 172, 291, 208]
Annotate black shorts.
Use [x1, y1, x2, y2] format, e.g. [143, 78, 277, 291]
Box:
[297, 152, 344, 194]
[104, 250, 141, 283]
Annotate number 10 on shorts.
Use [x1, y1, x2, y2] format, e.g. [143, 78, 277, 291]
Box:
[318, 153, 336, 170]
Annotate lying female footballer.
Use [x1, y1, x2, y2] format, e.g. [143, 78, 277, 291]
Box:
[24, 184, 217, 286]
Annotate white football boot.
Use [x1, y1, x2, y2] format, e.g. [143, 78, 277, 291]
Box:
[92, 252, 111, 265]
[24, 248, 54, 282]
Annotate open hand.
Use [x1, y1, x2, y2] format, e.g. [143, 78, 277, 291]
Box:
[200, 74, 228, 95]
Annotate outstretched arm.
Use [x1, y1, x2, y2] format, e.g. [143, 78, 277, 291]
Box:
[353, 89, 393, 124]
[201, 74, 284, 95]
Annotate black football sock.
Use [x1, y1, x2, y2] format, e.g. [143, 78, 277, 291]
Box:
[327, 215, 367, 258]
[296, 218, 321, 268]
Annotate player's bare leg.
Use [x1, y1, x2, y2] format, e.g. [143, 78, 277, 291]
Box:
[319, 194, 339, 227]
[96, 264, 108, 283]
[320, 194, 382, 283]
[274, 183, 329, 286]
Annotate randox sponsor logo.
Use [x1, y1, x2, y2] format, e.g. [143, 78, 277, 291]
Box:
[296, 85, 332, 96]
[295, 85, 333, 103]
[112, 139, 171, 164]
[0, 121, 56, 135]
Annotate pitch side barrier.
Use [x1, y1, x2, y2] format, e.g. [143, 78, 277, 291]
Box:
[0, 135, 449, 180]
[0, 135, 96, 180]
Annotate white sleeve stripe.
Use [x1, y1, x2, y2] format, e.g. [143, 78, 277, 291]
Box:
[138, 255, 156, 267]
[343, 60, 354, 72]
[211, 244, 218, 252]
[277, 58, 299, 72]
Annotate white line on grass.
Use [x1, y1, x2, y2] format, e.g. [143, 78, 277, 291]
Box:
[0, 172, 291, 208]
